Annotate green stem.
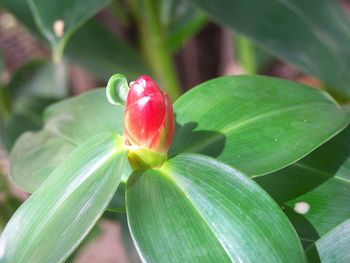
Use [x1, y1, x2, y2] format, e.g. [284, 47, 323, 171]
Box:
[235, 34, 258, 74]
[52, 41, 65, 64]
[127, 0, 182, 100]
[0, 88, 10, 116]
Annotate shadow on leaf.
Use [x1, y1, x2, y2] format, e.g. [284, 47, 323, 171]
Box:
[169, 120, 226, 159]
[255, 124, 350, 204]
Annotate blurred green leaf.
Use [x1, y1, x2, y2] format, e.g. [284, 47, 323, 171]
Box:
[234, 33, 272, 74]
[0, 133, 128, 262]
[0, 48, 3, 79]
[28, 0, 113, 60]
[127, 154, 306, 262]
[1, 0, 42, 37]
[65, 21, 149, 81]
[159, 0, 206, 51]
[171, 75, 350, 176]
[311, 219, 350, 263]
[2, 1, 148, 78]
[188, 0, 350, 100]
[10, 89, 124, 192]
[7, 60, 67, 99]
[0, 61, 67, 150]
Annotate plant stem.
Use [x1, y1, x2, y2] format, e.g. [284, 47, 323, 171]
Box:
[127, 0, 182, 100]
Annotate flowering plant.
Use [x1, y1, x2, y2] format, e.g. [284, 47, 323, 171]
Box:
[1, 72, 349, 262]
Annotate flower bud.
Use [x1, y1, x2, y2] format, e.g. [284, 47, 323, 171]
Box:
[124, 75, 174, 169]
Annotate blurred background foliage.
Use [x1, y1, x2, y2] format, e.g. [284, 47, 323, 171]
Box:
[1, 0, 350, 262]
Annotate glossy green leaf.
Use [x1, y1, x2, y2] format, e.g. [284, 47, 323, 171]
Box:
[312, 219, 350, 263]
[126, 154, 306, 262]
[65, 21, 149, 81]
[171, 75, 350, 176]
[286, 155, 350, 237]
[256, 123, 350, 243]
[0, 133, 128, 262]
[253, 125, 350, 255]
[10, 89, 124, 192]
[28, 0, 113, 59]
[256, 124, 350, 204]
[188, 0, 350, 100]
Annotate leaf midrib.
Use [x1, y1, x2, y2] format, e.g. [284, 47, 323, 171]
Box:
[183, 102, 335, 154]
[156, 167, 234, 262]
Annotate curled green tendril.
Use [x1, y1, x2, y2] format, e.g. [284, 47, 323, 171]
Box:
[106, 74, 130, 106]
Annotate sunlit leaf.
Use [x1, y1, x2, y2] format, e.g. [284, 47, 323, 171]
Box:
[171, 75, 350, 176]
[0, 133, 128, 262]
[127, 154, 306, 262]
[10, 89, 124, 192]
[312, 219, 350, 263]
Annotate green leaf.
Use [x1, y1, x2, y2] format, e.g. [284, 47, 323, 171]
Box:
[255, 124, 350, 252]
[1, 0, 42, 37]
[0, 60, 67, 150]
[312, 219, 350, 263]
[106, 74, 130, 106]
[6, 60, 67, 99]
[126, 154, 306, 262]
[10, 89, 124, 192]
[159, 0, 206, 51]
[0, 133, 128, 262]
[28, 0, 113, 60]
[188, 0, 350, 100]
[2, 1, 148, 78]
[171, 75, 350, 176]
[255, 123, 350, 204]
[257, 123, 350, 242]
[286, 155, 350, 237]
[65, 21, 149, 81]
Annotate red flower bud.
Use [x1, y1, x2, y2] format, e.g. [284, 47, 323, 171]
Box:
[124, 75, 174, 155]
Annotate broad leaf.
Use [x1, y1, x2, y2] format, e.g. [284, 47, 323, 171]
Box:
[257, 124, 350, 241]
[65, 21, 149, 81]
[256, 124, 350, 203]
[171, 75, 350, 176]
[311, 219, 350, 263]
[188, 0, 350, 100]
[28, 0, 113, 58]
[286, 155, 350, 237]
[10, 89, 124, 192]
[126, 154, 306, 262]
[0, 133, 128, 262]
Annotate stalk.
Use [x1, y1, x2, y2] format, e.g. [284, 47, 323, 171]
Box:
[126, 0, 182, 100]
